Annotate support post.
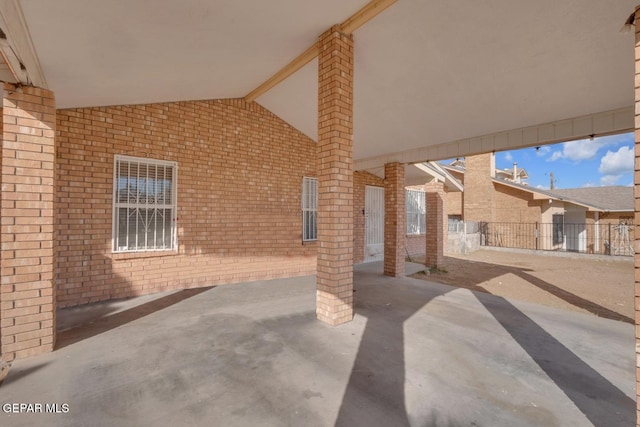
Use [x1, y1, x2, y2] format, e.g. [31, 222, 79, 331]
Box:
[316, 25, 354, 326]
[633, 7, 640, 424]
[384, 162, 405, 277]
[1, 84, 56, 361]
[424, 181, 446, 268]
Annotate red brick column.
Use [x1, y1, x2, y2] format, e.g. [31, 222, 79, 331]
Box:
[1, 85, 56, 361]
[384, 162, 405, 277]
[634, 8, 640, 424]
[425, 181, 446, 268]
[316, 25, 354, 326]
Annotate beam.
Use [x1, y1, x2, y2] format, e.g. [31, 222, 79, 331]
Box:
[342, 0, 397, 34]
[245, 43, 318, 103]
[355, 107, 634, 171]
[244, 0, 397, 102]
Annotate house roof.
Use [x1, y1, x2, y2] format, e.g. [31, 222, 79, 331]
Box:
[0, 0, 636, 167]
[545, 186, 634, 212]
[493, 179, 633, 212]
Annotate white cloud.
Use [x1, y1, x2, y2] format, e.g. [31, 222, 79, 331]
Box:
[549, 151, 563, 161]
[503, 152, 513, 162]
[549, 139, 606, 162]
[535, 146, 551, 157]
[582, 182, 596, 188]
[598, 145, 634, 175]
[535, 184, 547, 190]
[600, 175, 621, 186]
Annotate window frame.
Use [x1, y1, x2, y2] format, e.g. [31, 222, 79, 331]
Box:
[302, 177, 318, 242]
[552, 213, 564, 245]
[405, 189, 426, 235]
[112, 155, 178, 253]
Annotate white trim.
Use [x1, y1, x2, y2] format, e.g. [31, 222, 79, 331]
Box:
[0, 0, 46, 87]
[302, 176, 317, 242]
[112, 155, 178, 253]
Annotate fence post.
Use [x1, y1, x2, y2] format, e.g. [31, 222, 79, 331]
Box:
[609, 223, 612, 256]
[535, 222, 539, 250]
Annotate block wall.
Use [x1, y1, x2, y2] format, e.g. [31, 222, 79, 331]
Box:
[55, 99, 317, 308]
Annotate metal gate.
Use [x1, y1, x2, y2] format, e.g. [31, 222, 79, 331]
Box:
[364, 186, 384, 262]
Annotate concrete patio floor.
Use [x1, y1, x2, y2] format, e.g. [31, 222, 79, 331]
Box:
[0, 262, 635, 427]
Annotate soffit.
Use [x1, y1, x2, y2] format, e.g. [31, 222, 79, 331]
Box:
[15, 0, 639, 163]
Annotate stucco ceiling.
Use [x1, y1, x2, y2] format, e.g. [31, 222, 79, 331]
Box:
[13, 0, 639, 163]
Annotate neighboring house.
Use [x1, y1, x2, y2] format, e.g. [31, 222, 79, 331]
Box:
[401, 162, 463, 258]
[439, 153, 634, 255]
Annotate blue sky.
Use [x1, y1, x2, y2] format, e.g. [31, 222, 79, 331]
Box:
[493, 132, 635, 189]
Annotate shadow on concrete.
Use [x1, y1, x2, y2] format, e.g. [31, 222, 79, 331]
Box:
[0, 362, 50, 388]
[56, 287, 213, 350]
[474, 291, 635, 427]
[417, 256, 632, 324]
[335, 269, 449, 426]
[338, 264, 634, 426]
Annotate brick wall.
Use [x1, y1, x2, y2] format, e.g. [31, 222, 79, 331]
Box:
[354, 171, 384, 263]
[405, 235, 425, 258]
[445, 191, 462, 218]
[425, 181, 445, 267]
[493, 184, 541, 223]
[55, 99, 317, 308]
[1, 85, 56, 361]
[634, 11, 640, 424]
[316, 25, 354, 325]
[384, 163, 404, 277]
[463, 153, 495, 223]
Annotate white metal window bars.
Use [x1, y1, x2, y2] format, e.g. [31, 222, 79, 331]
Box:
[406, 189, 426, 235]
[113, 155, 177, 252]
[302, 177, 318, 241]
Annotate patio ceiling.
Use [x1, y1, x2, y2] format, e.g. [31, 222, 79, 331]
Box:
[5, 0, 639, 166]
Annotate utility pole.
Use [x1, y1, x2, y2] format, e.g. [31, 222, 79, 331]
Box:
[550, 172, 555, 190]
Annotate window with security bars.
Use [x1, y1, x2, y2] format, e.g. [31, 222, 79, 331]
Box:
[406, 189, 426, 235]
[113, 155, 177, 252]
[302, 177, 318, 241]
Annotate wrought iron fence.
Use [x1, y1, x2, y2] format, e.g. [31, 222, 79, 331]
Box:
[479, 222, 634, 256]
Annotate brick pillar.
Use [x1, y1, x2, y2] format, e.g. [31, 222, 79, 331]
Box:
[1, 85, 56, 361]
[425, 181, 446, 268]
[316, 25, 354, 326]
[634, 8, 640, 425]
[384, 162, 405, 277]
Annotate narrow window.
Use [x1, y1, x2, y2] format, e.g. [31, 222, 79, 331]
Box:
[405, 189, 426, 235]
[113, 155, 177, 252]
[552, 214, 564, 245]
[302, 177, 318, 241]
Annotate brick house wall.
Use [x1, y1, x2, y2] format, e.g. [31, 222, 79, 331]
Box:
[493, 185, 542, 223]
[462, 153, 495, 223]
[55, 99, 318, 308]
[445, 191, 462, 219]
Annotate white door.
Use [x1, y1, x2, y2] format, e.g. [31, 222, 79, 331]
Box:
[564, 208, 586, 252]
[364, 186, 384, 262]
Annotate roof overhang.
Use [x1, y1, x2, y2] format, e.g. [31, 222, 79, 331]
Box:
[0, 0, 636, 165]
[496, 179, 603, 212]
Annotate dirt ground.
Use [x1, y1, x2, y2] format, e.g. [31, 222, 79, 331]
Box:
[411, 249, 634, 324]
